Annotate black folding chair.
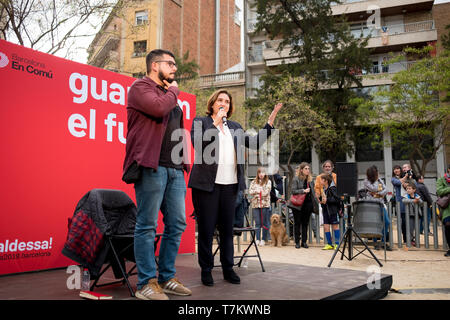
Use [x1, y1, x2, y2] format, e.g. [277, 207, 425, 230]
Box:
[213, 210, 265, 272]
[63, 189, 162, 297]
[90, 232, 162, 297]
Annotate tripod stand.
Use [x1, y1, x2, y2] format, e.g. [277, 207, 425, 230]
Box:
[328, 196, 383, 268]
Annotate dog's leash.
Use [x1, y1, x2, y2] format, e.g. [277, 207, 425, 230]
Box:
[260, 190, 269, 230]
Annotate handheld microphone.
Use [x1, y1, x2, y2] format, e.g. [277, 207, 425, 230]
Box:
[219, 107, 227, 126]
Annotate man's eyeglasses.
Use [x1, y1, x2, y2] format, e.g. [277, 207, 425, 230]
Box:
[155, 60, 177, 68]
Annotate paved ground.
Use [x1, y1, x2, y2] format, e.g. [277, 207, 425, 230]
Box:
[230, 239, 450, 300]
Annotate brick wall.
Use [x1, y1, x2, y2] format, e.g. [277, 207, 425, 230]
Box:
[89, 0, 241, 77]
[432, 2, 450, 53]
[199, 0, 216, 74]
[162, 0, 240, 75]
[219, 0, 241, 73]
[162, 0, 183, 56]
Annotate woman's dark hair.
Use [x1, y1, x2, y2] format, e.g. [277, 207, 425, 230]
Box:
[366, 165, 379, 184]
[392, 165, 401, 176]
[205, 89, 234, 118]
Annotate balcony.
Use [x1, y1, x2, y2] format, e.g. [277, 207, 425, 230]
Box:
[261, 20, 435, 66]
[358, 60, 416, 86]
[89, 35, 120, 68]
[198, 71, 245, 88]
[332, 0, 434, 16]
[247, 19, 258, 33]
[319, 60, 417, 88]
[248, 46, 264, 66]
[365, 20, 437, 48]
[263, 39, 299, 66]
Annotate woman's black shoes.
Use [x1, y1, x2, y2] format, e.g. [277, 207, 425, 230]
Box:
[202, 269, 240, 285]
[301, 243, 309, 248]
[223, 270, 240, 284]
[201, 271, 214, 286]
[295, 243, 300, 249]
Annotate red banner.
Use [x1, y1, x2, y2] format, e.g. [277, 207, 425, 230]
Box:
[0, 40, 196, 275]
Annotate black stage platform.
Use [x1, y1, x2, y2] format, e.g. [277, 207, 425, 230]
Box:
[0, 254, 392, 300]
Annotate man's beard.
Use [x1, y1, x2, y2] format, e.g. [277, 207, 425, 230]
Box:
[158, 70, 174, 83]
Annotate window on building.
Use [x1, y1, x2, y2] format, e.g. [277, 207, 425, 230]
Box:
[135, 10, 148, 25]
[372, 61, 380, 74]
[234, 4, 241, 26]
[354, 126, 384, 162]
[252, 74, 263, 90]
[248, 42, 263, 63]
[350, 22, 371, 39]
[133, 40, 147, 57]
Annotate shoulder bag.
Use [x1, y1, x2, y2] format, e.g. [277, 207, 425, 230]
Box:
[290, 182, 308, 207]
[437, 194, 450, 209]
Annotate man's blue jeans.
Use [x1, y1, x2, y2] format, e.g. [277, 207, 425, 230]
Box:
[134, 166, 186, 289]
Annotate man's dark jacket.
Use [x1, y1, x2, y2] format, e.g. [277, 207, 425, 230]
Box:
[62, 189, 136, 278]
[123, 77, 189, 175]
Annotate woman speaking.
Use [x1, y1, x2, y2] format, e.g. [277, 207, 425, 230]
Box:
[188, 89, 282, 286]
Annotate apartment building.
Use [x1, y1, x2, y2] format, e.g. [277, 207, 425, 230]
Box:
[87, 0, 241, 77]
[244, 0, 449, 190]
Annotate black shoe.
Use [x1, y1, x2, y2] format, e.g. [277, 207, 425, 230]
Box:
[201, 271, 214, 286]
[295, 243, 300, 249]
[445, 251, 450, 257]
[374, 243, 381, 250]
[301, 243, 309, 248]
[223, 270, 240, 284]
[384, 244, 393, 251]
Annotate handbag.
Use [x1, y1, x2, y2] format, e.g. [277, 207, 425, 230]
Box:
[437, 194, 450, 209]
[290, 193, 306, 207]
[289, 182, 309, 207]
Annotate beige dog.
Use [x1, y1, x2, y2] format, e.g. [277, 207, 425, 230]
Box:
[270, 214, 289, 247]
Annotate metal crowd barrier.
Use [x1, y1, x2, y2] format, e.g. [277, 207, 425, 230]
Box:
[241, 174, 447, 251]
[246, 200, 448, 250]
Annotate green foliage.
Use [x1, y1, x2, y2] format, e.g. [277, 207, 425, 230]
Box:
[178, 79, 216, 117]
[245, 74, 336, 169]
[441, 24, 450, 52]
[251, 0, 372, 161]
[174, 50, 200, 81]
[357, 46, 450, 175]
[245, 73, 338, 192]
